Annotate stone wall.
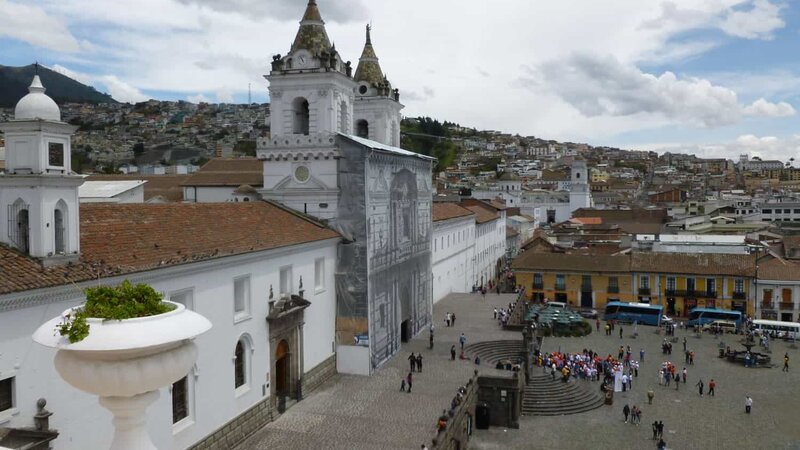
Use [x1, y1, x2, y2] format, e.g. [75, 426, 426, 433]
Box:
[477, 370, 523, 429]
[190, 354, 337, 450]
[302, 354, 337, 396]
[429, 374, 478, 450]
[187, 398, 276, 450]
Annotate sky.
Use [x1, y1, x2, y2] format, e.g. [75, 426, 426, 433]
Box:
[1, 0, 799, 161]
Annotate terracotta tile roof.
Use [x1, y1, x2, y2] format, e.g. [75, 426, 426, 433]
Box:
[460, 203, 498, 224]
[506, 227, 519, 238]
[181, 158, 262, 187]
[631, 252, 756, 277]
[488, 200, 507, 210]
[512, 251, 630, 273]
[87, 174, 190, 202]
[758, 257, 800, 281]
[569, 217, 602, 225]
[0, 201, 339, 295]
[432, 203, 474, 222]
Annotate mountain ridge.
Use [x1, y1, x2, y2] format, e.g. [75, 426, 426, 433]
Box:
[0, 64, 118, 107]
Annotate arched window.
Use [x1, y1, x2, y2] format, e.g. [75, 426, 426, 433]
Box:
[234, 340, 246, 389]
[54, 200, 67, 254]
[339, 101, 348, 133]
[292, 97, 310, 135]
[356, 119, 369, 139]
[10, 199, 29, 253]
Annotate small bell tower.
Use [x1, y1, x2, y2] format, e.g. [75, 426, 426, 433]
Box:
[0, 74, 84, 264]
[352, 24, 403, 146]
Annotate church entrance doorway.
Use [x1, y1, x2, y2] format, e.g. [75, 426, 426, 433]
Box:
[401, 320, 410, 343]
[275, 339, 290, 397]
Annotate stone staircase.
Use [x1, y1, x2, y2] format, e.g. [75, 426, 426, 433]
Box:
[522, 372, 606, 416]
[465, 340, 526, 365]
[465, 340, 605, 416]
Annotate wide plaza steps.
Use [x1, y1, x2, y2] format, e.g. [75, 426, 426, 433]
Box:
[522, 372, 606, 416]
[465, 340, 526, 365]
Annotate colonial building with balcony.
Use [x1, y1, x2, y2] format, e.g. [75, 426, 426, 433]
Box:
[512, 249, 757, 316]
[756, 257, 800, 322]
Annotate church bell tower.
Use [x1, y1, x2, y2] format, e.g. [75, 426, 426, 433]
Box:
[352, 25, 403, 147]
[0, 74, 84, 264]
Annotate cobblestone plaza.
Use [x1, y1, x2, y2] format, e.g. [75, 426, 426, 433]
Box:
[237, 293, 800, 449]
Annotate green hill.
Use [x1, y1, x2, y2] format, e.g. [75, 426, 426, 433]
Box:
[0, 64, 117, 107]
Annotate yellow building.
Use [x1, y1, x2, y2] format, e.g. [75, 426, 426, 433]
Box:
[512, 250, 757, 317]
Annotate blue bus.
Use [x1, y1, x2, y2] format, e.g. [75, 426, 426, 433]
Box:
[686, 308, 743, 328]
[604, 302, 663, 326]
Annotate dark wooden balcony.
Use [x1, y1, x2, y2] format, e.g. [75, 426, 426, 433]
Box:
[638, 288, 651, 295]
[779, 302, 795, 310]
[732, 291, 746, 300]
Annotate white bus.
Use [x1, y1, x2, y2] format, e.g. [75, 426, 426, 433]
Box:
[751, 319, 800, 340]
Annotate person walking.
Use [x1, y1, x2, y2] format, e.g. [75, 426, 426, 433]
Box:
[451, 313, 456, 327]
[429, 325, 434, 350]
[683, 337, 687, 351]
[682, 367, 687, 384]
[623, 404, 630, 423]
[708, 379, 716, 396]
[657, 420, 664, 439]
[745, 395, 752, 413]
[696, 379, 704, 396]
[450, 345, 456, 361]
[620, 326, 624, 339]
[416, 354, 424, 373]
[406, 372, 413, 393]
[596, 319, 600, 331]
[445, 313, 451, 327]
[652, 421, 659, 440]
[493, 308, 498, 319]
[409, 353, 416, 372]
[784, 353, 790, 372]
[640, 348, 645, 362]
[459, 333, 467, 350]
[400, 378, 406, 392]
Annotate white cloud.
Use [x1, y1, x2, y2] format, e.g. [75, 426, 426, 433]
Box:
[0, 0, 81, 52]
[742, 98, 796, 117]
[50, 64, 93, 85]
[99, 75, 150, 103]
[719, 0, 785, 40]
[643, 0, 785, 41]
[187, 93, 210, 104]
[174, 0, 368, 23]
[527, 54, 742, 127]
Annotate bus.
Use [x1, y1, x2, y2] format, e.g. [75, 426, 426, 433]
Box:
[751, 320, 800, 340]
[604, 302, 663, 326]
[686, 308, 743, 328]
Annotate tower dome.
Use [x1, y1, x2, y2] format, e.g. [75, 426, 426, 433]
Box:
[14, 75, 61, 121]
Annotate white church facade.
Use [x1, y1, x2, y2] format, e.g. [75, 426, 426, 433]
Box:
[257, 1, 435, 374]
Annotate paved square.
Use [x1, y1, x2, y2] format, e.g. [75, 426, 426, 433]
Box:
[235, 293, 800, 449]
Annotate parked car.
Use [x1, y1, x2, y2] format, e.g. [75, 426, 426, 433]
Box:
[661, 315, 674, 325]
[702, 320, 738, 334]
[579, 308, 598, 319]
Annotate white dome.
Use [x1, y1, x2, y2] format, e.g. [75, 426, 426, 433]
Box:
[14, 75, 61, 121]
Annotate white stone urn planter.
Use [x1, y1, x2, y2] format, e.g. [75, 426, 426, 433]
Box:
[33, 301, 212, 450]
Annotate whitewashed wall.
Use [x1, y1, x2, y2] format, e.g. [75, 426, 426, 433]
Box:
[0, 238, 338, 450]
[432, 215, 475, 303]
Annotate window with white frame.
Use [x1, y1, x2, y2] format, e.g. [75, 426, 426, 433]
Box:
[315, 258, 325, 292]
[640, 275, 650, 289]
[171, 375, 193, 429]
[233, 338, 251, 396]
[280, 266, 293, 298]
[0, 376, 14, 415]
[233, 276, 251, 321]
[734, 278, 744, 293]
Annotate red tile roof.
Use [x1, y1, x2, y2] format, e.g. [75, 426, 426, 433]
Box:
[432, 203, 474, 222]
[181, 158, 263, 187]
[758, 257, 800, 281]
[0, 201, 339, 295]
